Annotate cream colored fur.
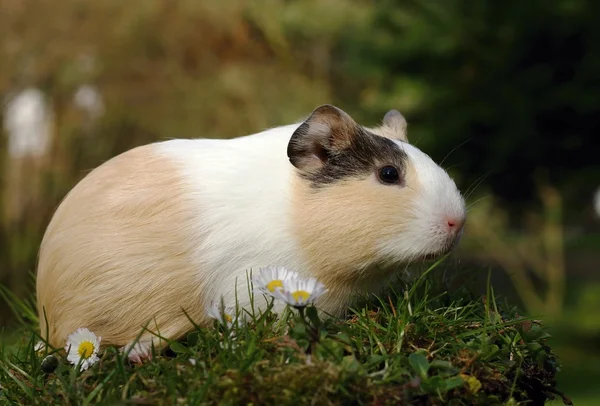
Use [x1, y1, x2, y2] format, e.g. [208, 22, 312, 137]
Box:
[37, 146, 208, 349]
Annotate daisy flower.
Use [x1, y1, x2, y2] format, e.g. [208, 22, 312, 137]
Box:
[252, 265, 299, 297]
[65, 328, 101, 371]
[276, 277, 327, 308]
[207, 300, 240, 328]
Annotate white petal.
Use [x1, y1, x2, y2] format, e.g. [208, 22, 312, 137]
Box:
[66, 351, 80, 364]
[79, 354, 99, 371]
[276, 276, 328, 307]
[207, 300, 240, 327]
[252, 266, 301, 296]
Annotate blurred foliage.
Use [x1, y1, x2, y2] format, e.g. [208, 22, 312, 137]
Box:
[466, 184, 566, 317]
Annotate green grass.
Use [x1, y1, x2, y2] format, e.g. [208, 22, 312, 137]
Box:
[0, 263, 567, 405]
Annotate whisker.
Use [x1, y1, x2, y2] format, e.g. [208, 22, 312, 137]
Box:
[411, 135, 424, 148]
[464, 172, 490, 201]
[444, 162, 465, 172]
[464, 173, 487, 197]
[467, 195, 491, 211]
[440, 138, 471, 167]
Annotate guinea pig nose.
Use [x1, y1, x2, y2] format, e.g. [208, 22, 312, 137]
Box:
[446, 217, 465, 233]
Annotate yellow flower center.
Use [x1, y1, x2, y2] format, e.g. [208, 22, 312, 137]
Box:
[266, 279, 283, 292]
[77, 341, 95, 359]
[224, 314, 232, 323]
[291, 290, 310, 302]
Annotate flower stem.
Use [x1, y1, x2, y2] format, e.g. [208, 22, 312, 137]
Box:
[295, 305, 319, 362]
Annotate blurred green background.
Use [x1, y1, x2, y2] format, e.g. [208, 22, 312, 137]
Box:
[1, 0, 598, 403]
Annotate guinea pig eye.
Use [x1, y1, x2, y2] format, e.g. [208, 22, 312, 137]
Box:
[377, 165, 400, 185]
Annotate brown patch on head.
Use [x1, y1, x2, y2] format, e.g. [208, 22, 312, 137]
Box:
[36, 144, 209, 349]
[287, 105, 357, 173]
[288, 105, 409, 188]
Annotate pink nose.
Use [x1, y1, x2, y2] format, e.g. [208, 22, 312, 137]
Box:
[446, 217, 465, 234]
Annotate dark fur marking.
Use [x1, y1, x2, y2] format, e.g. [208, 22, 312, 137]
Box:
[287, 121, 314, 169]
[303, 127, 408, 187]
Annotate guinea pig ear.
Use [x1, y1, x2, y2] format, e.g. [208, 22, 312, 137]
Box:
[287, 104, 358, 172]
[380, 109, 408, 142]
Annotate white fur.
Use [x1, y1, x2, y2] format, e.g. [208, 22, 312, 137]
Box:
[377, 141, 466, 261]
[154, 125, 309, 313]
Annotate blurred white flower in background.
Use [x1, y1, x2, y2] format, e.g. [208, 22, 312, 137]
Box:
[594, 187, 600, 219]
[73, 84, 105, 119]
[3, 88, 54, 158]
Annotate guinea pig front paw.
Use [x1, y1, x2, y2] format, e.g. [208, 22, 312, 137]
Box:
[121, 341, 153, 363]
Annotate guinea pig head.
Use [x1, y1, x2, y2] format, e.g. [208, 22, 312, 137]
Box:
[287, 105, 466, 284]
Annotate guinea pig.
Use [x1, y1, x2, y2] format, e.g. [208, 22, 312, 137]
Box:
[36, 105, 466, 356]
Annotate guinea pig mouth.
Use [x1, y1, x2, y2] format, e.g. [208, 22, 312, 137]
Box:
[420, 237, 461, 261]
